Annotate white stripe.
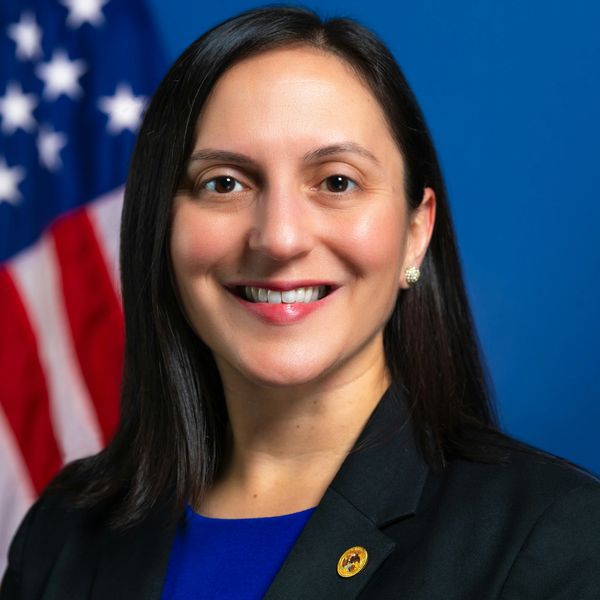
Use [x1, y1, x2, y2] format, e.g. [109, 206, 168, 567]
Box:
[0, 405, 35, 578]
[9, 235, 103, 463]
[86, 187, 124, 297]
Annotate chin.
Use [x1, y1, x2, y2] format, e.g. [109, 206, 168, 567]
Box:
[224, 350, 341, 391]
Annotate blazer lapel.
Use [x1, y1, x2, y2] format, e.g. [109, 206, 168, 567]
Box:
[263, 487, 395, 599]
[90, 504, 177, 600]
[264, 385, 429, 599]
[34, 506, 175, 600]
[37, 523, 101, 600]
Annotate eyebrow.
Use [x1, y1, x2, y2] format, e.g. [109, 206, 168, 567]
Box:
[188, 142, 381, 167]
[188, 149, 256, 166]
[303, 142, 381, 166]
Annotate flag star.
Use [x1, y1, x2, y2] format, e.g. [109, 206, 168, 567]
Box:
[36, 49, 87, 100]
[60, 0, 109, 28]
[7, 11, 43, 61]
[98, 84, 146, 134]
[0, 157, 26, 206]
[0, 82, 38, 134]
[37, 126, 68, 171]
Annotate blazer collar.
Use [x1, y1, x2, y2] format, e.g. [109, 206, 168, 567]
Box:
[329, 384, 429, 527]
[264, 384, 429, 599]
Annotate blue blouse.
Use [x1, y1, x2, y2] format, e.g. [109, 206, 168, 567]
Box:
[161, 505, 315, 599]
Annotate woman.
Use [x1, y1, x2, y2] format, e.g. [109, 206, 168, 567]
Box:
[2, 6, 599, 599]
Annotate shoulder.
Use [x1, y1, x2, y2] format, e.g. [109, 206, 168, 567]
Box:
[441, 442, 600, 513]
[1, 469, 177, 600]
[498, 476, 600, 598]
[432, 446, 600, 597]
[433, 440, 600, 533]
[443, 438, 600, 500]
[0, 482, 107, 599]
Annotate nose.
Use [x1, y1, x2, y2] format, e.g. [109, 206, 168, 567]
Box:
[247, 185, 314, 262]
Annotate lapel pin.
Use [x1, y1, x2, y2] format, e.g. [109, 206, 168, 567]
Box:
[337, 546, 368, 578]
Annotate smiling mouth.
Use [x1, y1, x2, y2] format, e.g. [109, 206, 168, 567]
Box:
[234, 285, 332, 304]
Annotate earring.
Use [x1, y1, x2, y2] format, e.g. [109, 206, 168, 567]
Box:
[405, 265, 420, 286]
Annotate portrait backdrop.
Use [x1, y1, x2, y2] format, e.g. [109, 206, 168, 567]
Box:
[0, 0, 598, 576]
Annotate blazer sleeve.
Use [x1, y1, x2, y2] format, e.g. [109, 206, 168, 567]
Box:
[499, 482, 600, 599]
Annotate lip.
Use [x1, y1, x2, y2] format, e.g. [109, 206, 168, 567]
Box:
[225, 280, 338, 325]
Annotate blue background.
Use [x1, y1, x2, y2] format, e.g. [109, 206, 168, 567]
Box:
[144, 0, 600, 475]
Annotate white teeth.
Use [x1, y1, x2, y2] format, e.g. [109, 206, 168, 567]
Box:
[281, 290, 295, 303]
[242, 285, 328, 304]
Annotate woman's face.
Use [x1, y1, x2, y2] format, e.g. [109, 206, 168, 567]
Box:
[170, 46, 433, 390]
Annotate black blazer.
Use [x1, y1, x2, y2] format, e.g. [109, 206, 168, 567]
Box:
[2, 387, 600, 599]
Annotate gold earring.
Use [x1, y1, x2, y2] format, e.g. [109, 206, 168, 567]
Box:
[405, 265, 420, 286]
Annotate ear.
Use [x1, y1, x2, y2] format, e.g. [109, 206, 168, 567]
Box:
[400, 187, 436, 289]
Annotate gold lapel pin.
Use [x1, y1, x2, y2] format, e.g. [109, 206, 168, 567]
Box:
[337, 546, 368, 578]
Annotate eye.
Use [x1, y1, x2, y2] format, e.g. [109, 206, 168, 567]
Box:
[202, 176, 245, 193]
[321, 175, 358, 193]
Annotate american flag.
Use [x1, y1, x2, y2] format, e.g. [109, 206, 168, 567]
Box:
[0, 0, 165, 573]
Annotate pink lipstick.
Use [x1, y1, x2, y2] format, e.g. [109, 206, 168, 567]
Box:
[226, 281, 336, 325]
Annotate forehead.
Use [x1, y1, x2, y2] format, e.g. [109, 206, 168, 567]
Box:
[193, 46, 400, 162]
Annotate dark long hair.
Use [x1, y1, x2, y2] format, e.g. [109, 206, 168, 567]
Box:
[56, 6, 504, 528]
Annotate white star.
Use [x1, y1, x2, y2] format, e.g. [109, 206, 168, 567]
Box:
[0, 157, 26, 206]
[0, 82, 38, 134]
[36, 49, 87, 100]
[7, 11, 43, 61]
[60, 0, 109, 28]
[98, 84, 146, 134]
[37, 126, 68, 171]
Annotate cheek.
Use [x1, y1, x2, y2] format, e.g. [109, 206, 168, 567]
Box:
[334, 201, 407, 277]
[170, 205, 233, 277]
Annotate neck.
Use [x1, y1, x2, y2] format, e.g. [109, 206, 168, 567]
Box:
[197, 348, 390, 518]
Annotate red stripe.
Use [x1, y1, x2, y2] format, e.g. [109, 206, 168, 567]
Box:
[51, 210, 123, 444]
[0, 267, 63, 493]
